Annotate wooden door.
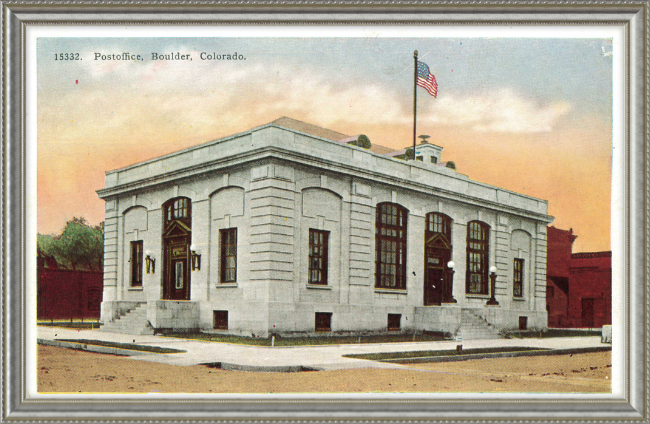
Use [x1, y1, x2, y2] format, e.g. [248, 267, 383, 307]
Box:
[424, 267, 443, 306]
[424, 246, 449, 306]
[163, 233, 191, 300]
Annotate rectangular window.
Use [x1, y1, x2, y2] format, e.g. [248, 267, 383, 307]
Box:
[519, 316, 528, 330]
[387, 314, 401, 331]
[174, 261, 184, 289]
[213, 310, 228, 330]
[220, 228, 237, 283]
[130, 241, 143, 287]
[466, 221, 489, 294]
[513, 258, 524, 297]
[376, 203, 408, 290]
[315, 312, 332, 332]
[174, 198, 188, 219]
[308, 229, 329, 285]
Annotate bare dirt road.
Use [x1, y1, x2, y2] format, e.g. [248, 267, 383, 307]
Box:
[38, 345, 610, 394]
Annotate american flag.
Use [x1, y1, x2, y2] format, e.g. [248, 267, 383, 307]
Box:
[417, 61, 438, 98]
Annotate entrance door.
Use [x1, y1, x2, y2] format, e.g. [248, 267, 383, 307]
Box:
[581, 298, 595, 328]
[424, 247, 449, 306]
[424, 267, 444, 306]
[163, 231, 191, 300]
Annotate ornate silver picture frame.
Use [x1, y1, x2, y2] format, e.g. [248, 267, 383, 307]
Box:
[3, 1, 647, 421]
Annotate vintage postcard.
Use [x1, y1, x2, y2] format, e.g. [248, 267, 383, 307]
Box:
[23, 23, 627, 411]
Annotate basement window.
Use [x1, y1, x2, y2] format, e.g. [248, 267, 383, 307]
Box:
[315, 312, 332, 332]
[387, 314, 401, 331]
[214, 310, 228, 330]
[519, 316, 528, 331]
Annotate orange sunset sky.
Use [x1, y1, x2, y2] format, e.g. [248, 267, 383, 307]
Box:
[37, 35, 613, 253]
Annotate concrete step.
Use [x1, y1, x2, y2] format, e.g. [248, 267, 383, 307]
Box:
[99, 304, 154, 335]
[457, 308, 503, 340]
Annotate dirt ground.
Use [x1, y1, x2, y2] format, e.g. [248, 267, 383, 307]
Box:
[38, 345, 610, 394]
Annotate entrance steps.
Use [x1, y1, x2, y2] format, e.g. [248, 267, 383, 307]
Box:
[456, 308, 503, 340]
[99, 303, 154, 335]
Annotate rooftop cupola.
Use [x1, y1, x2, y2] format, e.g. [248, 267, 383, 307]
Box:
[415, 142, 444, 164]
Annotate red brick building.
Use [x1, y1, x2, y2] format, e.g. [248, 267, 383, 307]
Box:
[37, 253, 103, 321]
[546, 227, 612, 328]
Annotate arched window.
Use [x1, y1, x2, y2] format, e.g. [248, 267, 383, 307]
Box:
[375, 203, 408, 289]
[163, 197, 191, 227]
[466, 221, 490, 294]
[426, 212, 452, 243]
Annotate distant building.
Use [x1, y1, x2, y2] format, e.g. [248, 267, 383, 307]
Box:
[97, 117, 553, 337]
[37, 251, 103, 321]
[546, 227, 612, 328]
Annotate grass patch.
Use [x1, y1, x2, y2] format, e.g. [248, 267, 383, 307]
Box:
[344, 347, 545, 362]
[38, 322, 100, 329]
[57, 339, 185, 354]
[506, 329, 601, 339]
[165, 333, 449, 347]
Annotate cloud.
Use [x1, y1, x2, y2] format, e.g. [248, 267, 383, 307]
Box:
[45, 58, 409, 139]
[422, 89, 572, 133]
[41, 55, 573, 154]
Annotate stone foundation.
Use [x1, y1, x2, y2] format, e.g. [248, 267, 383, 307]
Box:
[147, 300, 200, 331]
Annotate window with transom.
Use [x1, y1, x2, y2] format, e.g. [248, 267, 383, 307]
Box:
[466, 221, 490, 294]
[375, 203, 408, 290]
[220, 228, 237, 283]
[308, 229, 329, 285]
[130, 241, 143, 287]
[513, 258, 524, 297]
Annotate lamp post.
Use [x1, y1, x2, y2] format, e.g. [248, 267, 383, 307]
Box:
[486, 265, 499, 306]
[445, 261, 457, 303]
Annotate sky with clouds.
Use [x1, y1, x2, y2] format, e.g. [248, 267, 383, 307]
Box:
[37, 35, 613, 252]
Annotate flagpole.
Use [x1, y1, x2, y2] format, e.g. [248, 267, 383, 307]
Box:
[413, 50, 418, 160]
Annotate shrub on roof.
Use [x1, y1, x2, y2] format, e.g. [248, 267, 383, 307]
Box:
[347, 134, 371, 149]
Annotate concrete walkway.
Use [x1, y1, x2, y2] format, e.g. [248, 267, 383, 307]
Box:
[37, 326, 607, 371]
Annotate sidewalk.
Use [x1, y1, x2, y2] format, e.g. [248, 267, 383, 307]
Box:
[37, 326, 607, 371]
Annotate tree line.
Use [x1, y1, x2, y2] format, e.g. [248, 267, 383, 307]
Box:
[38, 217, 104, 272]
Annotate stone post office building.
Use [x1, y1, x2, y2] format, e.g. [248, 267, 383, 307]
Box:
[97, 117, 554, 337]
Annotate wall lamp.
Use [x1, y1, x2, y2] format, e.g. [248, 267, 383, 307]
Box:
[190, 245, 201, 271]
[145, 250, 155, 274]
[486, 265, 499, 306]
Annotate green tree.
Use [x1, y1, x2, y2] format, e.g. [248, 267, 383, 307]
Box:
[347, 134, 372, 149]
[38, 217, 104, 271]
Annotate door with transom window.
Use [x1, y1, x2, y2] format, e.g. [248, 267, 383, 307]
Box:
[162, 197, 192, 300]
[424, 213, 453, 306]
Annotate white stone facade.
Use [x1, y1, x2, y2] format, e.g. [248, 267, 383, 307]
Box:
[97, 118, 553, 337]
